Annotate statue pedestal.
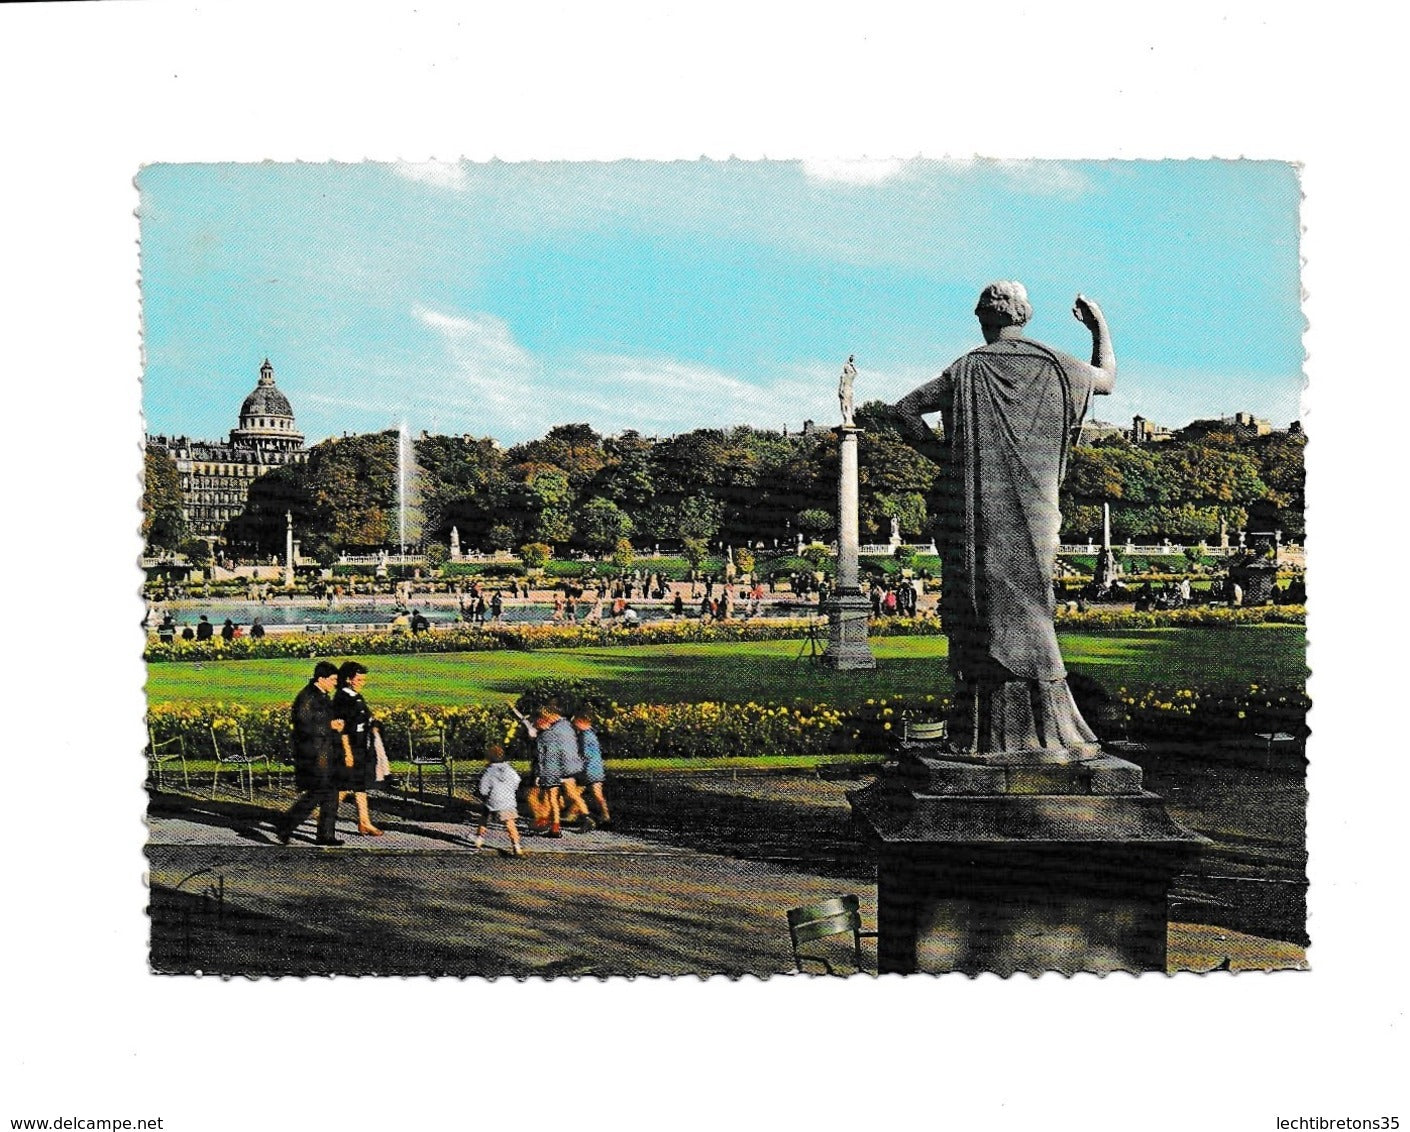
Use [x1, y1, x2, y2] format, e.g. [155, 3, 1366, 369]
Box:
[1229, 559, 1278, 605]
[849, 746, 1206, 974]
[821, 591, 876, 670]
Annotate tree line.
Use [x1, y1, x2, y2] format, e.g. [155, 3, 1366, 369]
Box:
[143, 404, 1304, 560]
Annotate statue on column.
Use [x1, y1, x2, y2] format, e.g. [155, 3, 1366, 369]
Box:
[838, 355, 857, 427]
[893, 282, 1116, 757]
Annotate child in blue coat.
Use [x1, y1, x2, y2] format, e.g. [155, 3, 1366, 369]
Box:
[572, 712, 612, 828]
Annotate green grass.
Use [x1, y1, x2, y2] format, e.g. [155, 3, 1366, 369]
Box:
[146, 626, 1306, 710]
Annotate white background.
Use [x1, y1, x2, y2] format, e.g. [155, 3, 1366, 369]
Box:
[1, 3, 1406, 1130]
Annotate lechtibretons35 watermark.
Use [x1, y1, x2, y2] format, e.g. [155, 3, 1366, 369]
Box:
[1275, 1118, 1400, 1129]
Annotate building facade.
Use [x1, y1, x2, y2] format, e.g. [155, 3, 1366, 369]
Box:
[148, 359, 308, 539]
[1178, 411, 1274, 443]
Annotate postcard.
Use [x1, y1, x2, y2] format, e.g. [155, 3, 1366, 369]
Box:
[139, 159, 1306, 977]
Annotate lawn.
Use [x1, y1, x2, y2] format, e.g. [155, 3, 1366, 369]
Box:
[146, 626, 1307, 710]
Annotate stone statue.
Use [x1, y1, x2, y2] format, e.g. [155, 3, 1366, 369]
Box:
[893, 281, 1115, 757]
[838, 355, 857, 427]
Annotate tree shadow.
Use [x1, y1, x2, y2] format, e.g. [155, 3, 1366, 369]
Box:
[609, 774, 876, 883]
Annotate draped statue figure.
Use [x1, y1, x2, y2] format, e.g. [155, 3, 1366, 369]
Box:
[839, 355, 857, 427]
[893, 282, 1116, 758]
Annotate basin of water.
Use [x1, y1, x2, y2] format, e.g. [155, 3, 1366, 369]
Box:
[147, 597, 819, 632]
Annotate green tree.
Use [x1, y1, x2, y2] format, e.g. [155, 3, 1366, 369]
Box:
[795, 508, 834, 539]
[415, 433, 509, 549]
[592, 430, 657, 512]
[677, 494, 723, 541]
[611, 538, 636, 571]
[501, 462, 574, 547]
[574, 497, 635, 557]
[142, 444, 190, 551]
[508, 424, 605, 491]
[518, 542, 551, 570]
[1253, 430, 1306, 540]
[681, 536, 709, 572]
[179, 537, 213, 565]
[875, 491, 928, 539]
[645, 493, 724, 543]
[223, 462, 311, 556]
[298, 432, 400, 551]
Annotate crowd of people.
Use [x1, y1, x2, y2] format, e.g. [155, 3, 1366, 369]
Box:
[868, 578, 921, 618]
[1074, 572, 1308, 611]
[155, 611, 268, 643]
[274, 660, 613, 856]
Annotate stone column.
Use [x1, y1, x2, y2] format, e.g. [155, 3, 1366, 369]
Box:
[821, 425, 875, 670]
[283, 511, 295, 588]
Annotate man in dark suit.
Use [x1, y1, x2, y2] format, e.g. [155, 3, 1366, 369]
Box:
[275, 661, 345, 846]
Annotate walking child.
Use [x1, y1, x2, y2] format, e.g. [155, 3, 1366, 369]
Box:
[571, 710, 611, 828]
[474, 745, 525, 856]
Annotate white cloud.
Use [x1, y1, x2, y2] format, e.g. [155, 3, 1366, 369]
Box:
[567, 354, 829, 432]
[412, 305, 540, 432]
[801, 158, 910, 185]
[392, 160, 469, 190]
[405, 305, 969, 442]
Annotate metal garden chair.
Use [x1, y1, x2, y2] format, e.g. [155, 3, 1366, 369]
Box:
[209, 721, 260, 800]
[147, 726, 189, 790]
[403, 726, 455, 802]
[786, 894, 877, 975]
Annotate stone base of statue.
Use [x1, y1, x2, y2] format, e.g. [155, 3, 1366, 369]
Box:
[848, 740, 1206, 974]
[1229, 559, 1278, 606]
[1093, 547, 1120, 590]
[820, 590, 876, 670]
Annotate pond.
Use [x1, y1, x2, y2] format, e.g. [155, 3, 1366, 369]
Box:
[147, 596, 818, 631]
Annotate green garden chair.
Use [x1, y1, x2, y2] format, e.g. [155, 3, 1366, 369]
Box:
[146, 727, 189, 791]
[786, 894, 877, 976]
[209, 721, 260, 800]
[403, 726, 455, 802]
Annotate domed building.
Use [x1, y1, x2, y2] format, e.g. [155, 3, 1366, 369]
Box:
[147, 359, 309, 539]
[230, 358, 305, 455]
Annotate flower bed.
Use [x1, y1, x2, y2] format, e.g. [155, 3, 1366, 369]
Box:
[1118, 683, 1310, 742]
[146, 695, 928, 763]
[143, 604, 1306, 663]
[148, 680, 1305, 764]
[1052, 605, 1305, 630]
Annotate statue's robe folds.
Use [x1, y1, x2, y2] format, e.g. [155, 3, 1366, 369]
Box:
[931, 338, 1100, 756]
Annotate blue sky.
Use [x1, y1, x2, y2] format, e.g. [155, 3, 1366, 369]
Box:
[139, 159, 1303, 445]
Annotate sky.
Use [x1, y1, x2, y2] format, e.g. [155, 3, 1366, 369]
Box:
[139, 159, 1304, 446]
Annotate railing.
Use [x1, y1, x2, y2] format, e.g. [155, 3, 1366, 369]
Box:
[1059, 543, 1238, 556]
[857, 543, 938, 557]
[336, 553, 426, 567]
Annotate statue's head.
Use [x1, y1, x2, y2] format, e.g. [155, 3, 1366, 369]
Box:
[974, 281, 1032, 335]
